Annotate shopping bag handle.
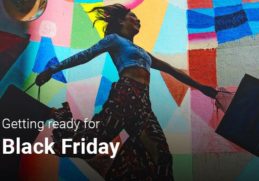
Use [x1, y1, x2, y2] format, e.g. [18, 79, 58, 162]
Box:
[24, 82, 41, 102]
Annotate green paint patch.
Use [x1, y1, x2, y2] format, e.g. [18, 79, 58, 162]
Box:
[71, 3, 101, 49]
[23, 73, 66, 105]
[173, 154, 193, 181]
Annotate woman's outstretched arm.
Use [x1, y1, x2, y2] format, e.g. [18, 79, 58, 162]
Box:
[149, 53, 217, 99]
[36, 34, 119, 86]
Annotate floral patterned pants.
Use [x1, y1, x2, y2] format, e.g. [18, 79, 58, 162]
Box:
[92, 77, 174, 180]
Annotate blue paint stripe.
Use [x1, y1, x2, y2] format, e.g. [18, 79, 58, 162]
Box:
[94, 105, 103, 114]
[54, 46, 72, 62]
[188, 26, 215, 34]
[188, 10, 215, 28]
[215, 10, 248, 31]
[191, 8, 215, 16]
[213, 0, 242, 8]
[245, 8, 259, 21]
[150, 69, 177, 128]
[95, 76, 112, 106]
[214, 4, 243, 16]
[45, 57, 67, 83]
[13, 41, 40, 81]
[32, 37, 69, 83]
[153, 4, 188, 54]
[32, 37, 56, 73]
[248, 21, 259, 35]
[102, 54, 119, 82]
[217, 22, 252, 43]
[66, 49, 106, 82]
[243, 2, 259, 9]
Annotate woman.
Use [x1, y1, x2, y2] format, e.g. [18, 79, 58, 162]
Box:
[36, 4, 217, 180]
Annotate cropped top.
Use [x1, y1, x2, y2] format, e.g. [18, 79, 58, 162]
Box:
[50, 34, 152, 74]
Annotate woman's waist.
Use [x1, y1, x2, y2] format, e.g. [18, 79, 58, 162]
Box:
[119, 66, 150, 86]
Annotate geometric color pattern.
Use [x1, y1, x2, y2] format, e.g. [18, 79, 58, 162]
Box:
[0, 0, 259, 180]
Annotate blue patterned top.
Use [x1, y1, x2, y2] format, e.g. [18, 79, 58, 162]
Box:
[50, 34, 152, 74]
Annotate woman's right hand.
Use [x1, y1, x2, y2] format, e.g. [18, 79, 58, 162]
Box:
[35, 68, 53, 86]
[199, 85, 218, 99]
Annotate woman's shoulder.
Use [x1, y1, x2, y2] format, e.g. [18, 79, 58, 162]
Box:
[102, 33, 129, 48]
[104, 33, 121, 41]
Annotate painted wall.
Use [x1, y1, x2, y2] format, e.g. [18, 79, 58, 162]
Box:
[0, 0, 259, 180]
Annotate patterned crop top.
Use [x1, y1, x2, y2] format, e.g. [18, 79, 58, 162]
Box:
[50, 34, 152, 74]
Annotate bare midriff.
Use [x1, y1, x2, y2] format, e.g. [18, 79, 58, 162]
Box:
[120, 66, 150, 85]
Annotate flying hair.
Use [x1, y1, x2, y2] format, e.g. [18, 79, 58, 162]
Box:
[88, 4, 130, 36]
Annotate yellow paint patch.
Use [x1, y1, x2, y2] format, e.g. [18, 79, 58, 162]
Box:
[81, 2, 105, 38]
[132, 0, 168, 52]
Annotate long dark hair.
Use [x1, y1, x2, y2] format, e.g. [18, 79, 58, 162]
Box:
[89, 4, 130, 36]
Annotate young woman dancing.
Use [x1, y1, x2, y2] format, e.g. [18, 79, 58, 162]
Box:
[36, 4, 218, 180]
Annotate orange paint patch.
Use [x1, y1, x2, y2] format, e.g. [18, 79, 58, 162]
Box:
[161, 70, 189, 106]
[188, 49, 217, 88]
[188, 0, 213, 9]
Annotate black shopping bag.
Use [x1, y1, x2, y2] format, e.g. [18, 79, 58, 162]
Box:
[0, 84, 52, 142]
[216, 74, 259, 156]
[0, 84, 52, 179]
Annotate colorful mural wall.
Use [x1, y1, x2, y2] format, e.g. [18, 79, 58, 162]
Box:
[1, 0, 259, 180]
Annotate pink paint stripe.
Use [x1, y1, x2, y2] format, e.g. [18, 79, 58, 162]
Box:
[125, 0, 144, 9]
[189, 32, 217, 41]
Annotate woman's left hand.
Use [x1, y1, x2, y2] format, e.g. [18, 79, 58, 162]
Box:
[200, 85, 218, 99]
[35, 68, 53, 86]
